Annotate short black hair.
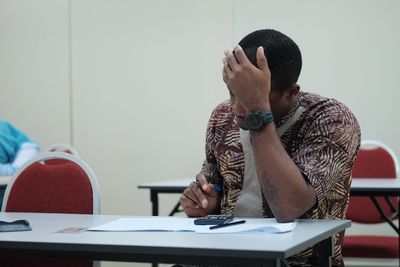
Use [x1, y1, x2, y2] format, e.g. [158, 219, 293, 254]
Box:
[238, 29, 302, 93]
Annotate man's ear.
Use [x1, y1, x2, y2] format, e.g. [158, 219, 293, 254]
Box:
[286, 84, 300, 98]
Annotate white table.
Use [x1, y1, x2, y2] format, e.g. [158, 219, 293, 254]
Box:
[0, 176, 11, 209]
[351, 178, 400, 196]
[0, 176, 11, 188]
[138, 178, 193, 216]
[138, 178, 400, 218]
[0, 212, 350, 266]
[350, 178, 400, 234]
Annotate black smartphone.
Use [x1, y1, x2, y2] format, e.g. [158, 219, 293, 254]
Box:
[194, 215, 234, 225]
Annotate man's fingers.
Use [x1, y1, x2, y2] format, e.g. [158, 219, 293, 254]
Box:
[224, 50, 240, 71]
[232, 45, 248, 64]
[223, 64, 232, 83]
[195, 173, 208, 188]
[223, 51, 230, 68]
[181, 184, 206, 209]
[180, 192, 207, 217]
[195, 173, 219, 196]
[183, 206, 207, 217]
[183, 191, 199, 206]
[222, 69, 227, 83]
[256, 46, 270, 73]
[227, 54, 239, 71]
[189, 179, 208, 209]
[180, 193, 199, 209]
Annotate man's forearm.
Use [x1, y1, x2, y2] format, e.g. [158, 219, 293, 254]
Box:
[250, 123, 316, 222]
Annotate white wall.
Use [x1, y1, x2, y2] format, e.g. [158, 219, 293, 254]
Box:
[70, 0, 232, 216]
[1, 1, 399, 266]
[0, 0, 71, 145]
[233, 0, 400, 147]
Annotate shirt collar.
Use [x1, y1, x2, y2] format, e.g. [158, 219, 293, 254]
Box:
[275, 99, 300, 128]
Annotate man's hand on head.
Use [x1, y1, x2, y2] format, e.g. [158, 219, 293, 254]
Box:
[222, 45, 272, 113]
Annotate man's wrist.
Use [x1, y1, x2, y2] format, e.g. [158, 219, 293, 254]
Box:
[244, 100, 271, 113]
[245, 110, 274, 132]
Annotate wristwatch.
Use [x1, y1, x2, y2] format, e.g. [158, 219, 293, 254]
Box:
[245, 111, 274, 132]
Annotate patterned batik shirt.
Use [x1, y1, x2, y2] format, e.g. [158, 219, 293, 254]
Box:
[200, 91, 361, 267]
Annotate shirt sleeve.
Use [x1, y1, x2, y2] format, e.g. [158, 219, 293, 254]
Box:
[11, 142, 40, 170]
[292, 103, 361, 207]
[200, 105, 222, 185]
[200, 101, 235, 186]
[0, 163, 16, 176]
[0, 142, 40, 176]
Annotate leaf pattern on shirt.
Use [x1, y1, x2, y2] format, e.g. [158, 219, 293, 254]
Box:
[201, 92, 361, 267]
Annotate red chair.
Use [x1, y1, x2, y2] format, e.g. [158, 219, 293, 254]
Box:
[47, 143, 80, 156]
[343, 140, 399, 266]
[1, 152, 101, 267]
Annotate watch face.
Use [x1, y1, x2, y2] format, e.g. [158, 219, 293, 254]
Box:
[247, 113, 263, 129]
[245, 111, 273, 131]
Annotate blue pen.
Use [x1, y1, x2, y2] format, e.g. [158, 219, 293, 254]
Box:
[210, 168, 222, 193]
[213, 183, 222, 193]
[210, 167, 222, 193]
[194, 181, 222, 193]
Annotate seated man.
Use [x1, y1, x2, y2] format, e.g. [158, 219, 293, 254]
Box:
[179, 29, 360, 266]
[0, 119, 40, 176]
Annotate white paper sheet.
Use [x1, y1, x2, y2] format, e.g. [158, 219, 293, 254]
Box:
[197, 219, 297, 234]
[88, 217, 197, 232]
[87, 217, 296, 234]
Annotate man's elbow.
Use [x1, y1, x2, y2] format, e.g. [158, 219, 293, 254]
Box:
[270, 187, 317, 222]
[273, 200, 316, 222]
[273, 209, 301, 223]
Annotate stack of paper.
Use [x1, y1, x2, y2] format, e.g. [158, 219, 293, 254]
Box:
[87, 217, 296, 234]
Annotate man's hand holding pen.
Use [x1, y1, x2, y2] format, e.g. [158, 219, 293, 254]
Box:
[180, 173, 219, 217]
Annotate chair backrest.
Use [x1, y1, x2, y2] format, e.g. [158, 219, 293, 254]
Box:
[347, 140, 399, 223]
[352, 140, 399, 178]
[2, 151, 100, 214]
[47, 143, 80, 157]
[0, 152, 101, 267]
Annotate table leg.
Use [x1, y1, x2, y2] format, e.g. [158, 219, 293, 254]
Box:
[150, 191, 158, 267]
[150, 191, 159, 216]
[278, 259, 291, 267]
[370, 196, 399, 234]
[317, 237, 332, 267]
